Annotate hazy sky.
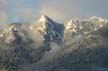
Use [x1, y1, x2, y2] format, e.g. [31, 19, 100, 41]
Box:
[0, 0, 108, 24]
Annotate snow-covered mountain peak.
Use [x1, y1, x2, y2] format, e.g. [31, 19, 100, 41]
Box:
[37, 15, 55, 34]
[89, 16, 98, 20]
[64, 19, 78, 31]
[64, 20, 73, 30]
[8, 25, 17, 31]
[89, 16, 105, 22]
[36, 15, 64, 43]
[67, 20, 73, 25]
[38, 15, 50, 23]
[0, 24, 25, 44]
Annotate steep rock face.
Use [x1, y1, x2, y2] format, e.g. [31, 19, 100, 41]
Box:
[37, 15, 64, 43]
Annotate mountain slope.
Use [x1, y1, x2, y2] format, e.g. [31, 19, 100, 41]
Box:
[0, 15, 108, 71]
[25, 26, 108, 71]
[17, 16, 108, 71]
[63, 16, 108, 45]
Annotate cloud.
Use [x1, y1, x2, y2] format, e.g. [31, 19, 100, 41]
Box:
[39, 0, 93, 22]
[38, 0, 108, 23]
[8, 0, 41, 23]
[11, 8, 37, 22]
[39, 6, 65, 22]
[0, 0, 8, 8]
[0, 12, 8, 24]
[1, 0, 108, 24]
[0, 0, 8, 25]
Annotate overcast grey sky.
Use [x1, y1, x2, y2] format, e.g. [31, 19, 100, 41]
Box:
[0, 0, 108, 24]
